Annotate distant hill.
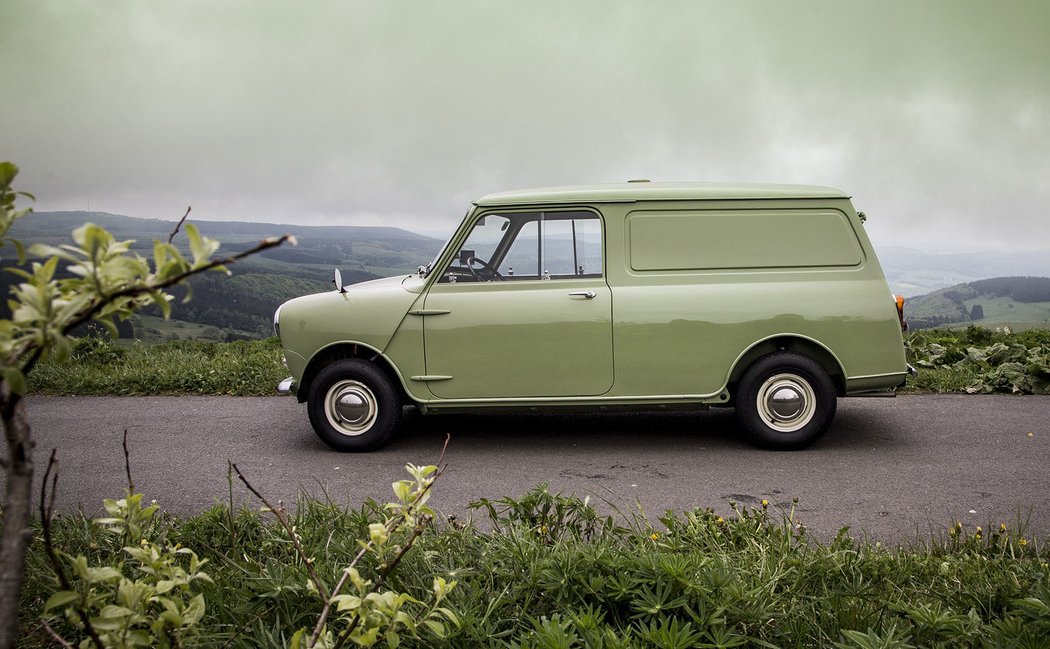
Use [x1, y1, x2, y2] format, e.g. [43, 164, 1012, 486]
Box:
[1, 211, 443, 341]
[877, 246, 1050, 297]
[906, 276, 1050, 330]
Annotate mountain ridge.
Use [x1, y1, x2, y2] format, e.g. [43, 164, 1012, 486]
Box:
[906, 276, 1050, 330]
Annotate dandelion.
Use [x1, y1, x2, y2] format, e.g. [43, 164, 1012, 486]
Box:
[1019, 538, 1029, 547]
[975, 526, 983, 540]
[999, 523, 1007, 534]
[649, 532, 660, 541]
[761, 499, 769, 509]
[716, 516, 725, 525]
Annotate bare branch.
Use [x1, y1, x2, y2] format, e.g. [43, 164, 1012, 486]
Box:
[166, 206, 191, 245]
[39, 450, 104, 649]
[231, 463, 330, 602]
[121, 430, 133, 494]
[39, 619, 74, 649]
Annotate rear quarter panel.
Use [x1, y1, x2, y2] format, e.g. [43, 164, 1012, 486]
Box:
[603, 199, 907, 397]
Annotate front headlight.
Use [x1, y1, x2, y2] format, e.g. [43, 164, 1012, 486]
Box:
[273, 303, 284, 338]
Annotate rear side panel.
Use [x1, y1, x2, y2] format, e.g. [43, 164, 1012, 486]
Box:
[606, 198, 907, 398]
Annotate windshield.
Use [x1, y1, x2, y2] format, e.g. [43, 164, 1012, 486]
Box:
[421, 208, 472, 277]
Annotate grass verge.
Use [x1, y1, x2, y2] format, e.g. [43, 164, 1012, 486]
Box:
[27, 336, 287, 396]
[18, 485, 1050, 648]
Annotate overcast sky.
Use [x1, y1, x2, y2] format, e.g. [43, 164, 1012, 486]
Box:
[3, 1, 1048, 251]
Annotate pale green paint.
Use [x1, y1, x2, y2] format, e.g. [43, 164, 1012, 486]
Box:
[475, 183, 848, 206]
[275, 183, 908, 409]
[422, 278, 613, 398]
[628, 209, 862, 271]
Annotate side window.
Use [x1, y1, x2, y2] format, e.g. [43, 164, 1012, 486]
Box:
[442, 211, 602, 282]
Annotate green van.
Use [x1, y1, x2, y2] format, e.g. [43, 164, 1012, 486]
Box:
[274, 182, 911, 451]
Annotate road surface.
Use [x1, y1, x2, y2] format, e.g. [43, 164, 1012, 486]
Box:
[22, 394, 1050, 543]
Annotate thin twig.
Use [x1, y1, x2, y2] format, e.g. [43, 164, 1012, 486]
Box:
[226, 460, 238, 556]
[317, 434, 450, 649]
[122, 429, 134, 494]
[231, 463, 330, 602]
[39, 450, 104, 649]
[332, 513, 433, 649]
[40, 619, 74, 649]
[167, 206, 192, 245]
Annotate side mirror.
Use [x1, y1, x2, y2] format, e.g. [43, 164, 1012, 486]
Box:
[334, 269, 347, 293]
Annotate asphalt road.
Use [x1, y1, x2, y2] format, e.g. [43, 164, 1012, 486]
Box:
[22, 394, 1050, 543]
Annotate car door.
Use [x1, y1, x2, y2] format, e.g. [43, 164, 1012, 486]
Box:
[421, 210, 613, 399]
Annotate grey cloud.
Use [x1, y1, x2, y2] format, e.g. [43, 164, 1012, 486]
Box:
[2, 0, 1048, 249]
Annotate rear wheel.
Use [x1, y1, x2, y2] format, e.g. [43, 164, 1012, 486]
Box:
[307, 360, 401, 451]
[735, 352, 836, 450]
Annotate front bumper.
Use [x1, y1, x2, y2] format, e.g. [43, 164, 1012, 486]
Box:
[277, 377, 295, 394]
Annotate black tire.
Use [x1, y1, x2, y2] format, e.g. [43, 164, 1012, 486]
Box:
[735, 352, 836, 450]
[307, 360, 401, 452]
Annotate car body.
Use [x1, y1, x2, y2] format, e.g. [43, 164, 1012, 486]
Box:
[275, 182, 910, 451]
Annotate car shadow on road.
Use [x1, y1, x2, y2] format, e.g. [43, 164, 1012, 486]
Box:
[388, 407, 746, 454]
[381, 401, 900, 455]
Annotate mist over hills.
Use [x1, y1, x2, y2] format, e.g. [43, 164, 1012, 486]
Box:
[3, 211, 1048, 338]
[1, 211, 442, 341]
[877, 245, 1050, 297]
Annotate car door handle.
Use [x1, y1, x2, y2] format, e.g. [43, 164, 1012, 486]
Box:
[569, 291, 597, 299]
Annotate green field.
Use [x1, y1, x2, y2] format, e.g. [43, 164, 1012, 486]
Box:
[961, 296, 1050, 331]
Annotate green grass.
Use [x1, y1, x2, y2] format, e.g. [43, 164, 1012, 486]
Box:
[18, 485, 1050, 648]
[28, 337, 288, 396]
[961, 296, 1050, 331]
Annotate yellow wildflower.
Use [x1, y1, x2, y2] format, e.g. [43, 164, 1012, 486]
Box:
[649, 532, 660, 541]
[761, 499, 769, 509]
[975, 527, 983, 540]
[1019, 538, 1028, 547]
[999, 523, 1007, 534]
[716, 516, 725, 525]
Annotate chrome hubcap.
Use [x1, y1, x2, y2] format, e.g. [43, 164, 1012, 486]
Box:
[325, 380, 378, 436]
[756, 374, 816, 433]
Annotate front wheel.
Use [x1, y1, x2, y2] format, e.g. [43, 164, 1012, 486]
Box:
[307, 360, 401, 451]
[735, 352, 836, 450]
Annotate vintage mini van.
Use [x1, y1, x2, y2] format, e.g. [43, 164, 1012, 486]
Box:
[274, 182, 911, 451]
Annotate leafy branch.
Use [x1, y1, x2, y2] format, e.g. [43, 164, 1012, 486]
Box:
[0, 160, 292, 648]
[233, 435, 455, 649]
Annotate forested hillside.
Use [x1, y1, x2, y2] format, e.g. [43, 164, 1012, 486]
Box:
[906, 276, 1050, 329]
[0, 211, 442, 341]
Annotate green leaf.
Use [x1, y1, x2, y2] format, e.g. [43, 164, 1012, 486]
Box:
[183, 593, 206, 625]
[0, 161, 18, 188]
[2, 367, 26, 395]
[289, 627, 307, 649]
[43, 590, 81, 612]
[85, 566, 123, 582]
[421, 619, 446, 638]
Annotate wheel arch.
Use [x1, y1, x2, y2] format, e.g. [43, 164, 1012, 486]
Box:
[296, 342, 409, 404]
[727, 335, 847, 398]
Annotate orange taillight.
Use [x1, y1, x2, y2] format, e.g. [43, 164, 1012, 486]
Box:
[895, 294, 907, 332]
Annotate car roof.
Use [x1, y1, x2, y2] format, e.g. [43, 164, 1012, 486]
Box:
[474, 182, 849, 206]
